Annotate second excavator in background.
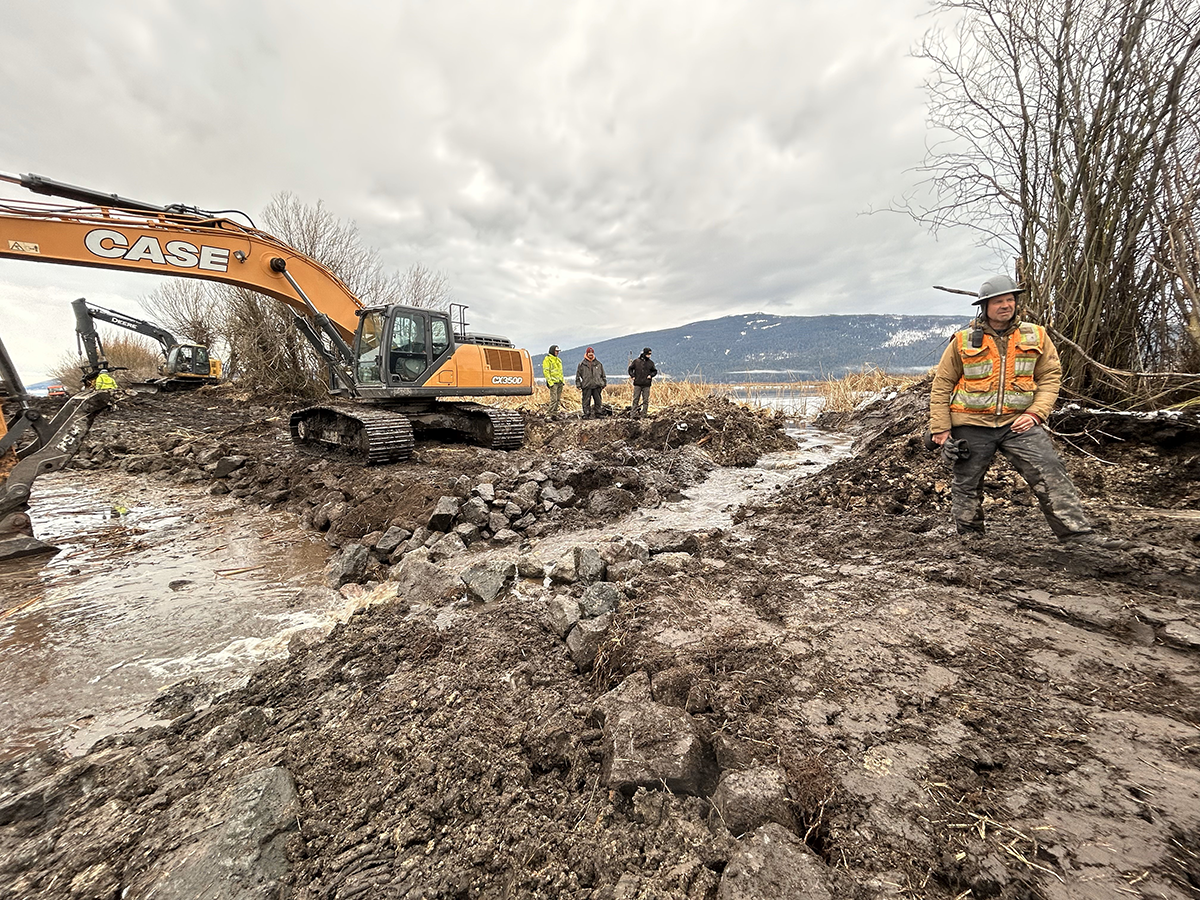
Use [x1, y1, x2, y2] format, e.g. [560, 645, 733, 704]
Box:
[0, 171, 533, 463]
[72, 297, 222, 390]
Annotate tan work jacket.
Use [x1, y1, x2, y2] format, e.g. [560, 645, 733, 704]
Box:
[929, 319, 1063, 433]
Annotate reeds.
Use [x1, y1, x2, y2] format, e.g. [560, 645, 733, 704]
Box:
[815, 366, 923, 413]
[496, 369, 921, 415]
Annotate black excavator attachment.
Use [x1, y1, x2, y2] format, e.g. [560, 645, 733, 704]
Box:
[1, 391, 111, 560]
[288, 402, 524, 465]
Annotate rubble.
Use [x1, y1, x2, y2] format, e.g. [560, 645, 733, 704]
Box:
[3, 385, 1198, 900]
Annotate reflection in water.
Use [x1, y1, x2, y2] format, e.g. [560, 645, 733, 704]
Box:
[0, 471, 334, 761]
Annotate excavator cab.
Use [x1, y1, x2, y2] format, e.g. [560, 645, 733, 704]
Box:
[164, 343, 213, 378]
[354, 307, 454, 389]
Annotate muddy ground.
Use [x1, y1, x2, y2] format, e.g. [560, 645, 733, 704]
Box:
[1, 386, 1199, 900]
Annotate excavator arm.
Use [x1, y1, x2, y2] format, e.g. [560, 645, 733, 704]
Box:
[1, 171, 532, 464]
[0, 172, 364, 343]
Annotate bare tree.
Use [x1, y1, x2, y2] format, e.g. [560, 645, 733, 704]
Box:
[911, 0, 1200, 404]
[396, 262, 452, 310]
[139, 278, 223, 350]
[139, 192, 451, 396]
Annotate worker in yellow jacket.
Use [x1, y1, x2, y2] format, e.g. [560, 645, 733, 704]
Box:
[542, 345, 564, 416]
[93, 369, 118, 391]
[930, 275, 1119, 547]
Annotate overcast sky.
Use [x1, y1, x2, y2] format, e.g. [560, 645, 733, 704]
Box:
[0, 0, 999, 384]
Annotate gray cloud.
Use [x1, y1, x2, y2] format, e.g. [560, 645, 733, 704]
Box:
[0, 0, 998, 382]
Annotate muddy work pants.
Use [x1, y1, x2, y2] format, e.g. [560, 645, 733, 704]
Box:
[948, 424, 1092, 539]
[545, 382, 563, 415]
[631, 384, 651, 417]
[581, 387, 603, 418]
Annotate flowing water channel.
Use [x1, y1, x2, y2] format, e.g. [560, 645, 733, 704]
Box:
[0, 407, 852, 762]
[0, 473, 336, 761]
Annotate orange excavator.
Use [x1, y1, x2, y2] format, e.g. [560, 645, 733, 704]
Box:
[0, 171, 533, 464]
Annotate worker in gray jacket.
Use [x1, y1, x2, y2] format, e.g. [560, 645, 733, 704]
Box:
[575, 347, 607, 419]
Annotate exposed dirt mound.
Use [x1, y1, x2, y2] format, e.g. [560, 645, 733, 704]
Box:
[3, 385, 1200, 900]
[792, 381, 1200, 533]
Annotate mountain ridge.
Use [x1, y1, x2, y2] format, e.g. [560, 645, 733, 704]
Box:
[532, 312, 970, 382]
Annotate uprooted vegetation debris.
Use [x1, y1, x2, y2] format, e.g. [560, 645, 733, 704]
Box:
[2, 385, 1200, 899]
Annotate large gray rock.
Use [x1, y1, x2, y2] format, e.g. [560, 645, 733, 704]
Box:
[599, 538, 650, 566]
[548, 551, 578, 584]
[547, 594, 582, 638]
[511, 480, 541, 513]
[326, 544, 370, 587]
[128, 767, 298, 900]
[454, 522, 482, 545]
[428, 496, 461, 532]
[461, 560, 517, 604]
[596, 672, 716, 795]
[517, 554, 545, 579]
[575, 546, 606, 584]
[644, 529, 701, 555]
[212, 455, 248, 478]
[488, 511, 511, 534]
[540, 483, 577, 507]
[608, 558, 645, 583]
[375, 526, 411, 555]
[711, 766, 797, 836]
[428, 532, 467, 561]
[580, 582, 621, 618]
[717, 823, 833, 900]
[566, 614, 611, 672]
[458, 497, 491, 527]
[388, 549, 459, 603]
[587, 487, 637, 518]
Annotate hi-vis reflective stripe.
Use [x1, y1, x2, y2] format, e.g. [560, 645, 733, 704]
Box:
[951, 389, 999, 411]
[84, 228, 231, 273]
[962, 358, 992, 379]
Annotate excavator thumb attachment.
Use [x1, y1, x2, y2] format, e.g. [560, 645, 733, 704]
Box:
[0, 391, 111, 561]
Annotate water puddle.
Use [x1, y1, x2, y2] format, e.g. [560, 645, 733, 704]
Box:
[0, 471, 335, 761]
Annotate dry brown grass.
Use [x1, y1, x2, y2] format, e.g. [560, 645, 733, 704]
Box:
[494, 379, 724, 414]
[815, 366, 925, 413]
[494, 369, 923, 416]
[48, 335, 163, 389]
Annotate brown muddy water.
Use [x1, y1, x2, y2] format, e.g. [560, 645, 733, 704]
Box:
[0, 420, 851, 763]
[0, 471, 335, 761]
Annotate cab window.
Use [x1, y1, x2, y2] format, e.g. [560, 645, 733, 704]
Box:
[389, 312, 428, 382]
[355, 311, 385, 383]
[431, 317, 450, 359]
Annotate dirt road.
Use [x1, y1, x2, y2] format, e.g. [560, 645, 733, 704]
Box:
[1, 387, 1197, 899]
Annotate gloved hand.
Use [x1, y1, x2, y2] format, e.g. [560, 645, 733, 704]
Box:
[942, 438, 971, 462]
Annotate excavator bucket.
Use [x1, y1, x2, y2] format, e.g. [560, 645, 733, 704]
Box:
[0, 386, 111, 561]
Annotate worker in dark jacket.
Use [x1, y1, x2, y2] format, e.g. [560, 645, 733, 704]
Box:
[628, 348, 657, 418]
[575, 347, 607, 419]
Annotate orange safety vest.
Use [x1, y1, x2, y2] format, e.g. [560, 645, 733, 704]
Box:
[949, 322, 1046, 416]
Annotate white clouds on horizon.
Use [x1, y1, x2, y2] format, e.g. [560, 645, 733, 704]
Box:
[0, 0, 1001, 382]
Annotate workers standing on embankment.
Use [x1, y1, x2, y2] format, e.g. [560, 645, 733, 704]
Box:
[576, 348, 607, 419]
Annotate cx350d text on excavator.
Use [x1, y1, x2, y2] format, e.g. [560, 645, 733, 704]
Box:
[72, 297, 221, 390]
[0, 171, 533, 463]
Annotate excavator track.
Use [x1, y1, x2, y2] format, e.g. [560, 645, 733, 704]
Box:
[404, 402, 526, 451]
[289, 405, 415, 465]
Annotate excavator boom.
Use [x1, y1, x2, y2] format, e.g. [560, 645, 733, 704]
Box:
[0, 172, 532, 463]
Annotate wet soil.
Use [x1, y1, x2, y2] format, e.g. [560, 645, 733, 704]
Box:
[1, 386, 1199, 899]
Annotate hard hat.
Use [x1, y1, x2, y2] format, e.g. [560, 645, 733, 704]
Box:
[975, 274, 1024, 305]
